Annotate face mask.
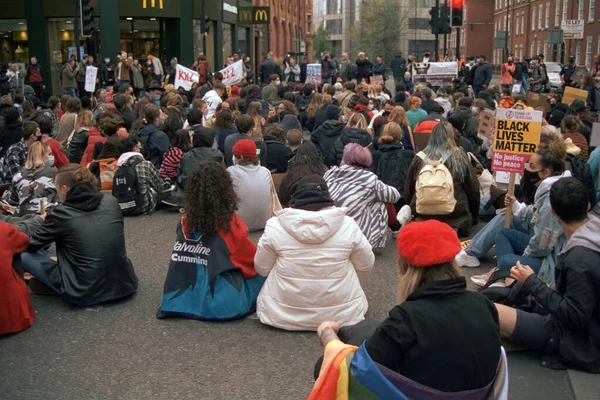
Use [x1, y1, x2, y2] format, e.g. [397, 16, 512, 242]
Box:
[424, 54, 430, 58]
[524, 168, 542, 187]
[471, 106, 479, 114]
[36, 134, 42, 142]
[153, 94, 161, 105]
[469, 61, 474, 66]
[276, 80, 281, 85]
[46, 155, 55, 167]
[476, 58, 481, 63]
[368, 104, 374, 111]
[147, 61, 152, 66]
[159, 116, 166, 125]
[404, 76, 410, 81]
[171, 61, 176, 66]
[383, 111, 391, 117]
[341, 115, 347, 123]
[104, 59, 110, 64]
[232, 155, 236, 165]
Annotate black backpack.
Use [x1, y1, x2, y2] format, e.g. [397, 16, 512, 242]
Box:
[112, 157, 145, 216]
[567, 154, 597, 206]
[375, 149, 414, 196]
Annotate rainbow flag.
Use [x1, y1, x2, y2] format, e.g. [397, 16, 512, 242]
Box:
[308, 341, 508, 400]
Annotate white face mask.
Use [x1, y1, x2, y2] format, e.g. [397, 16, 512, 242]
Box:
[471, 106, 479, 114]
[368, 104, 374, 111]
[276, 80, 281, 85]
[46, 155, 55, 167]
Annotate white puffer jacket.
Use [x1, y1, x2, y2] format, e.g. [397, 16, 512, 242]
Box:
[255, 207, 375, 331]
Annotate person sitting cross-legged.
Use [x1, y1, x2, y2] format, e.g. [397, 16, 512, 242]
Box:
[255, 175, 374, 331]
[21, 164, 139, 306]
[496, 177, 600, 373]
[157, 161, 265, 321]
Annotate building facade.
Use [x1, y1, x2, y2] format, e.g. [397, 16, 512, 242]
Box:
[0, 0, 311, 96]
[443, 0, 495, 61]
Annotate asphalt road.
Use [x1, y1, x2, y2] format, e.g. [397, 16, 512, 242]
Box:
[0, 209, 598, 399]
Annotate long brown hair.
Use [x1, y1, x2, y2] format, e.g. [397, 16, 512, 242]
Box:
[306, 93, 324, 119]
[396, 258, 461, 303]
[388, 106, 409, 127]
[74, 110, 93, 132]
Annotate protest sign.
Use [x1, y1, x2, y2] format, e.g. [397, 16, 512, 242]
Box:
[477, 109, 495, 139]
[561, 86, 589, 106]
[219, 60, 244, 86]
[412, 62, 457, 85]
[306, 64, 321, 86]
[174, 64, 199, 91]
[525, 92, 547, 110]
[370, 75, 384, 86]
[590, 123, 600, 148]
[84, 66, 98, 93]
[492, 108, 542, 227]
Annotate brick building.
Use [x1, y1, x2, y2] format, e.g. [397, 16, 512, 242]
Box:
[253, 0, 313, 63]
[492, 0, 599, 68]
[445, 0, 495, 61]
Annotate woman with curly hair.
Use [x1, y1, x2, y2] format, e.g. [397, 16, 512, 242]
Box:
[157, 161, 265, 321]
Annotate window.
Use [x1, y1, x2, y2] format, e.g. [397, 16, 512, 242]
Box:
[575, 39, 581, 63]
[537, 40, 541, 56]
[590, 0, 595, 22]
[508, 16, 511, 36]
[521, 12, 525, 35]
[532, 6, 536, 30]
[586, 36, 593, 68]
[530, 42, 535, 57]
[495, 0, 498, 10]
[545, 3, 550, 28]
[555, 0, 561, 27]
[538, 5, 543, 29]
[578, 0, 584, 20]
[563, 0, 568, 21]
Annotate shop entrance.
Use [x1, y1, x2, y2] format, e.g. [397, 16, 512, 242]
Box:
[120, 18, 165, 61]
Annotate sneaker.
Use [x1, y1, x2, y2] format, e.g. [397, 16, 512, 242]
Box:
[396, 205, 412, 228]
[455, 249, 480, 268]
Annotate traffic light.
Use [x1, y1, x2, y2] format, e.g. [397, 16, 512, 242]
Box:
[80, 0, 94, 37]
[439, 6, 451, 34]
[429, 6, 439, 35]
[200, 15, 210, 34]
[451, 0, 465, 27]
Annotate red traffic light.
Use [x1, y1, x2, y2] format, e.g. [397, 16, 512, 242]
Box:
[452, 0, 463, 8]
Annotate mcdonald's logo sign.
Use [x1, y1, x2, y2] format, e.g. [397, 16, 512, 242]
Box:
[142, 0, 163, 8]
[238, 7, 270, 24]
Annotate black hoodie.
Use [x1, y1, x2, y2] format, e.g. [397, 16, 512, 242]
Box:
[0, 119, 23, 158]
[327, 127, 372, 167]
[28, 183, 138, 306]
[311, 120, 345, 161]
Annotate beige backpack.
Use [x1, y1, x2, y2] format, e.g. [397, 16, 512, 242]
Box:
[415, 152, 456, 215]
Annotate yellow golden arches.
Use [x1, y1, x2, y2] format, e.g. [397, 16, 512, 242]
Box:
[142, 0, 163, 9]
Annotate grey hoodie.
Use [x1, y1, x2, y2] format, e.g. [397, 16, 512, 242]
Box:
[561, 215, 600, 254]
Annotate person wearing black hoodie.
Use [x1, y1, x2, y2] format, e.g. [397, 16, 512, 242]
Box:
[419, 88, 437, 114]
[21, 164, 138, 306]
[313, 104, 341, 132]
[497, 177, 600, 373]
[0, 107, 23, 158]
[239, 84, 269, 119]
[259, 124, 291, 173]
[326, 126, 372, 167]
[311, 111, 345, 161]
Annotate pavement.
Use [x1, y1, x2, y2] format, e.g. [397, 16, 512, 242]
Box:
[1, 210, 599, 399]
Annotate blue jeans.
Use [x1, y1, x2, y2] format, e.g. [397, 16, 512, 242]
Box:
[495, 228, 543, 273]
[21, 251, 60, 292]
[474, 85, 484, 97]
[521, 74, 528, 95]
[65, 87, 76, 97]
[466, 214, 528, 258]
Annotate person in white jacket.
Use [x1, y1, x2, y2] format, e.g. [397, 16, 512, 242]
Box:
[202, 82, 225, 120]
[254, 175, 375, 331]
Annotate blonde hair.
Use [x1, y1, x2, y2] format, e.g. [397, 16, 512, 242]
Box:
[388, 106, 409, 127]
[379, 122, 403, 145]
[25, 142, 48, 170]
[396, 258, 461, 303]
[74, 110, 93, 132]
[346, 113, 368, 129]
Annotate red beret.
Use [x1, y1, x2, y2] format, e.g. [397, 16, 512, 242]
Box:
[232, 139, 257, 158]
[396, 220, 461, 267]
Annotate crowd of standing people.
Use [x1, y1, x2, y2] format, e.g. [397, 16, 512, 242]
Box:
[1, 48, 600, 397]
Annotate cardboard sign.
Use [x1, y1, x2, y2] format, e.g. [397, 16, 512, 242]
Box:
[174, 64, 199, 91]
[218, 60, 244, 86]
[561, 86, 589, 106]
[492, 109, 543, 173]
[525, 92, 547, 110]
[306, 64, 321, 86]
[412, 62, 458, 85]
[84, 66, 98, 93]
[477, 108, 495, 139]
[370, 75, 384, 86]
[590, 122, 600, 148]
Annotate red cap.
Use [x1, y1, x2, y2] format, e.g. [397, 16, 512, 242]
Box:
[396, 220, 461, 267]
[232, 139, 257, 158]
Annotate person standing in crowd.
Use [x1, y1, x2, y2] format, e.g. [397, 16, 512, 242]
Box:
[202, 82, 225, 121]
[0, 221, 36, 335]
[227, 139, 273, 232]
[243, 56, 253, 84]
[390, 52, 406, 83]
[530, 55, 548, 94]
[325, 143, 400, 248]
[284, 57, 301, 83]
[314, 220, 501, 394]
[340, 53, 355, 82]
[259, 52, 281, 84]
[495, 177, 600, 373]
[157, 161, 264, 321]
[21, 164, 139, 306]
[100, 56, 115, 88]
[321, 52, 336, 85]
[255, 174, 374, 331]
[372, 56, 385, 79]
[75, 55, 89, 97]
[355, 52, 372, 83]
[404, 122, 480, 236]
[130, 59, 145, 99]
[500, 56, 515, 91]
[147, 54, 164, 83]
[62, 58, 78, 97]
[25, 57, 45, 101]
[473, 55, 492, 97]
[115, 52, 133, 85]
[560, 56, 577, 87]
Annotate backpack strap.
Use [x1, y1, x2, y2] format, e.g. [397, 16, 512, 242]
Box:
[416, 151, 425, 160]
[406, 126, 416, 152]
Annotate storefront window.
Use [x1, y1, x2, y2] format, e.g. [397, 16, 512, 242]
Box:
[193, 19, 216, 71]
[119, 18, 161, 60]
[0, 19, 29, 74]
[237, 27, 249, 57]
[222, 23, 233, 65]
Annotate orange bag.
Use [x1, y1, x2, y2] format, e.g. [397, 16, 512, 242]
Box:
[98, 158, 118, 191]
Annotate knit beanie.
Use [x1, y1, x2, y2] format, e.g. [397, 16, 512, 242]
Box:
[396, 220, 461, 267]
[232, 139, 257, 158]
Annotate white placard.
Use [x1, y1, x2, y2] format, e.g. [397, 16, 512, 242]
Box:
[174, 64, 199, 91]
[84, 66, 98, 93]
[561, 20, 584, 39]
[218, 60, 244, 86]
